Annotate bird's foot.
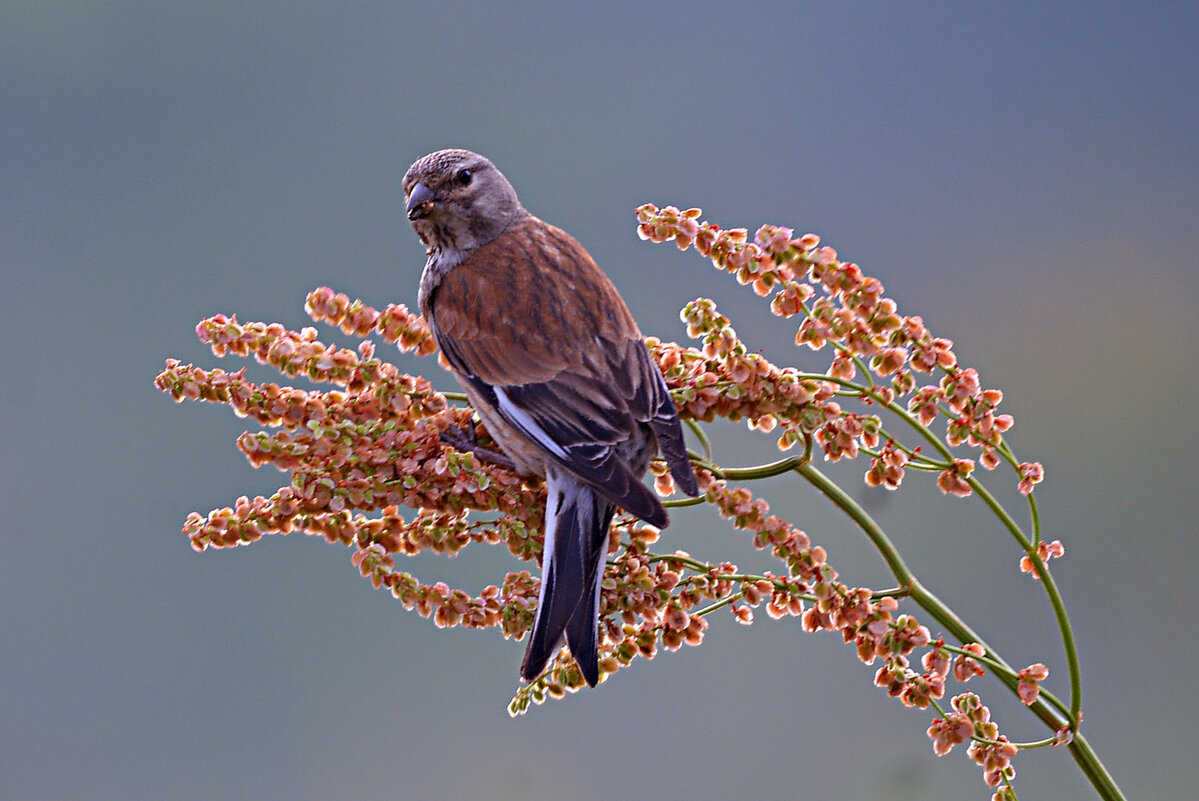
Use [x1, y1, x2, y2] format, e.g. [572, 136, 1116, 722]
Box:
[439, 424, 516, 470]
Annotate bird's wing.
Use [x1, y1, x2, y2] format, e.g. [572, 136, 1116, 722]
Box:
[430, 218, 692, 522]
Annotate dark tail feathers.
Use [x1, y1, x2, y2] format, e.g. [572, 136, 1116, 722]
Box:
[520, 471, 615, 687]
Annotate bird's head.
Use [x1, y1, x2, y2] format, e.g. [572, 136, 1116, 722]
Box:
[403, 149, 526, 255]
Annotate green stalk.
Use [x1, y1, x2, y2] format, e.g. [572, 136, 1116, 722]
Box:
[822, 373, 1083, 730]
[967, 478, 1082, 723]
[796, 461, 1125, 801]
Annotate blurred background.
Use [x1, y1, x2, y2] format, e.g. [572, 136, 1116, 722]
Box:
[3, 2, 1195, 799]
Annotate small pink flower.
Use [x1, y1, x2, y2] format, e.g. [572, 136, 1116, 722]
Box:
[1017, 461, 1045, 495]
[907, 386, 941, 425]
[829, 353, 856, 380]
[937, 458, 975, 497]
[1017, 662, 1049, 705]
[1019, 540, 1065, 579]
[872, 347, 908, 376]
[978, 447, 999, 469]
[927, 712, 974, 756]
[923, 641, 949, 677]
[954, 644, 987, 682]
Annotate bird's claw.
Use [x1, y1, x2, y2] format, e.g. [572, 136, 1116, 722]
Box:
[439, 424, 517, 470]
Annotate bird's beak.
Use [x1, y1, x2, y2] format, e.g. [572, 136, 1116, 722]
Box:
[406, 182, 436, 219]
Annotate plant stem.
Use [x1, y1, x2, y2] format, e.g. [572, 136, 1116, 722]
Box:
[795, 461, 1125, 801]
[684, 418, 713, 461]
[968, 478, 1082, 724]
[813, 371, 1086, 731]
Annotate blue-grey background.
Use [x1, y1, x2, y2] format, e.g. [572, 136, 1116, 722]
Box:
[3, 3, 1195, 799]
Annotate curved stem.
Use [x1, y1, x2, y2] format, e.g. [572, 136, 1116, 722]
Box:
[970, 478, 1082, 723]
[695, 455, 806, 482]
[966, 477, 1031, 549]
[1027, 492, 1043, 545]
[796, 461, 1124, 801]
[791, 374, 1084, 731]
[795, 460, 915, 585]
[692, 594, 739, 617]
[684, 417, 714, 462]
[663, 495, 708, 509]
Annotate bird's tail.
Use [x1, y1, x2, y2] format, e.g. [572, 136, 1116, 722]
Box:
[521, 470, 615, 687]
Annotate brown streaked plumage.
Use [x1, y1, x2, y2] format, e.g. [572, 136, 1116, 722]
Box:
[403, 148, 698, 686]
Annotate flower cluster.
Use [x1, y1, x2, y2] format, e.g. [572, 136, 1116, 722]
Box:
[636, 204, 1041, 498]
[351, 542, 549, 639]
[928, 693, 1018, 788]
[304, 286, 437, 354]
[156, 207, 1074, 799]
[685, 474, 1034, 785]
[648, 305, 834, 451]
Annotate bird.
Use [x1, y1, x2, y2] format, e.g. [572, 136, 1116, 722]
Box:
[403, 148, 699, 686]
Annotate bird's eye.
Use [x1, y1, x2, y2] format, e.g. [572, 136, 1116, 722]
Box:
[455, 169, 473, 186]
